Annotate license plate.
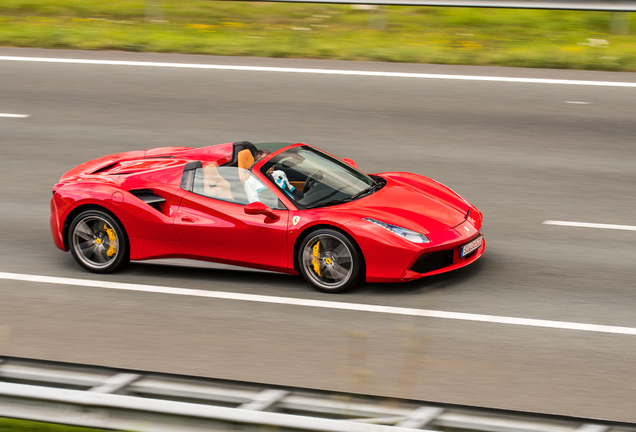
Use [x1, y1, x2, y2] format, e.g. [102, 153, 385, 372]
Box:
[461, 235, 483, 258]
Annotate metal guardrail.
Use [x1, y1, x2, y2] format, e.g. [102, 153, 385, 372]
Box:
[246, 0, 636, 12]
[1, 356, 635, 432]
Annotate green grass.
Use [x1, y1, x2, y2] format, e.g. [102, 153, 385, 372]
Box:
[0, 418, 107, 432]
[0, 1, 635, 70]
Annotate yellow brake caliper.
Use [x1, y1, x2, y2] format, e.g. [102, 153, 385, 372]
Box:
[104, 223, 118, 257]
[311, 241, 321, 277]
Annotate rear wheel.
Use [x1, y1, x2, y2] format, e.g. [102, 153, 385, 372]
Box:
[298, 229, 363, 293]
[68, 210, 129, 273]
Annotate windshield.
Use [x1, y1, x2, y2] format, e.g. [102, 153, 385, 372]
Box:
[259, 146, 378, 209]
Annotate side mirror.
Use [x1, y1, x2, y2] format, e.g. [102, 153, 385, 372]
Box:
[342, 158, 358, 169]
[244, 201, 280, 221]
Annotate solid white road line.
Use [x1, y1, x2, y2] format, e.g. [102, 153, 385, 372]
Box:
[1, 56, 636, 87]
[2, 271, 636, 336]
[543, 220, 636, 231]
[0, 113, 30, 118]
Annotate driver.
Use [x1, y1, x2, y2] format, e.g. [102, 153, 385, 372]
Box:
[245, 149, 298, 203]
[269, 168, 296, 199]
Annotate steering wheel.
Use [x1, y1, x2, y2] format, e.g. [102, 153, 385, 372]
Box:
[303, 169, 324, 194]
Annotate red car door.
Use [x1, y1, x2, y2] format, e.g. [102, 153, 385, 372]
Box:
[174, 191, 289, 272]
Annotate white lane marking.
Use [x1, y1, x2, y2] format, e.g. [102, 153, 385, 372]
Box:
[543, 220, 636, 231]
[1, 56, 636, 87]
[0, 113, 30, 118]
[2, 271, 636, 336]
[565, 101, 592, 104]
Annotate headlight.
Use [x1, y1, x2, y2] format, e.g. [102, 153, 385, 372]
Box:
[363, 218, 430, 244]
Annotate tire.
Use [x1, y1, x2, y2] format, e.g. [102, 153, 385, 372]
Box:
[298, 229, 363, 293]
[68, 210, 129, 274]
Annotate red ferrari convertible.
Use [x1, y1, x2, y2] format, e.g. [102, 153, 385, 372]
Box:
[50, 141, 484, 293]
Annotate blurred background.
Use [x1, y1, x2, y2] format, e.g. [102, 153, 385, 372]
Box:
[0, 0, 635, 70]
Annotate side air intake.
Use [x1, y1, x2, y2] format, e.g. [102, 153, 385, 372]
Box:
[129, 189, 166, 212]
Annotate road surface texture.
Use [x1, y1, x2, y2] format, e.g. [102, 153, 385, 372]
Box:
[1, 47, 635, 422]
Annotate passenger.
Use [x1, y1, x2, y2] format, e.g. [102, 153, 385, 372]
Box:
[245, 150, 272, 203]
[202, 164, 233, 200]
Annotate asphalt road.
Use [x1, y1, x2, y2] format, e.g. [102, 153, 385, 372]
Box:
[1, 47, 636, 422]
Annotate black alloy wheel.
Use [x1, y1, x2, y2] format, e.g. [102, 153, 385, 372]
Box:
[298, 229, 363, 293]
[69, 210, 129, 273]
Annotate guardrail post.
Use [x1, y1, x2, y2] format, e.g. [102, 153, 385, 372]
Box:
[145, 0, 163, 22]
[610, 12, 630, 34]
[352, 5, 387, 31]
[373, 6, 387, 31]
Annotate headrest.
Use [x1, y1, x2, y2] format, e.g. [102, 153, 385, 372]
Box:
[223, 141, 258, 168]
[237, 149, 255, 170]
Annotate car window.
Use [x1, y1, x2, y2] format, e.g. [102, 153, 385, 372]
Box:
[244, 173, 281, 209]
[192, 165, 281, 209]
[260, 146, 376, 209]
[253, 142, 291, 153]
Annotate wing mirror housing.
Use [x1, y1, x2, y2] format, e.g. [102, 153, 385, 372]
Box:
[244, 201, 280, 221]
[342, 158, 358, 169]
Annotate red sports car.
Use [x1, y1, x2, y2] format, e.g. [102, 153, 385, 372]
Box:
[50, 141, 484, 293]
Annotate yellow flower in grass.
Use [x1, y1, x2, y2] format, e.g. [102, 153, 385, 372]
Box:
[459, 41, 482, 50]
[186, 24, 217, 29]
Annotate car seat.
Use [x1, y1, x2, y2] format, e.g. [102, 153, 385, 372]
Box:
[198, 164, 233, 200]
[225, 141, 257, 169]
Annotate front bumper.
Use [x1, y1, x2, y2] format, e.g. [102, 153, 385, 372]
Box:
[399, 234, 485, 281]
[353, 217, 485, 283]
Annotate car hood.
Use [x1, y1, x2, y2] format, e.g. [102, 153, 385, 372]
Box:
[337, 172, 470, 234]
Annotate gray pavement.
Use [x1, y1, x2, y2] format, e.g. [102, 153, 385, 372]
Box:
[1, 48, 636, 422]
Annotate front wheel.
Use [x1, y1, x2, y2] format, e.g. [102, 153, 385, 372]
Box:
[298, 229, 363, 293]
[68, 210, 129, 273]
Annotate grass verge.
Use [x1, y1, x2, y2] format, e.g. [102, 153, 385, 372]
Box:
[0, 2, 635, 68]
[0, 418, 108, 432]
